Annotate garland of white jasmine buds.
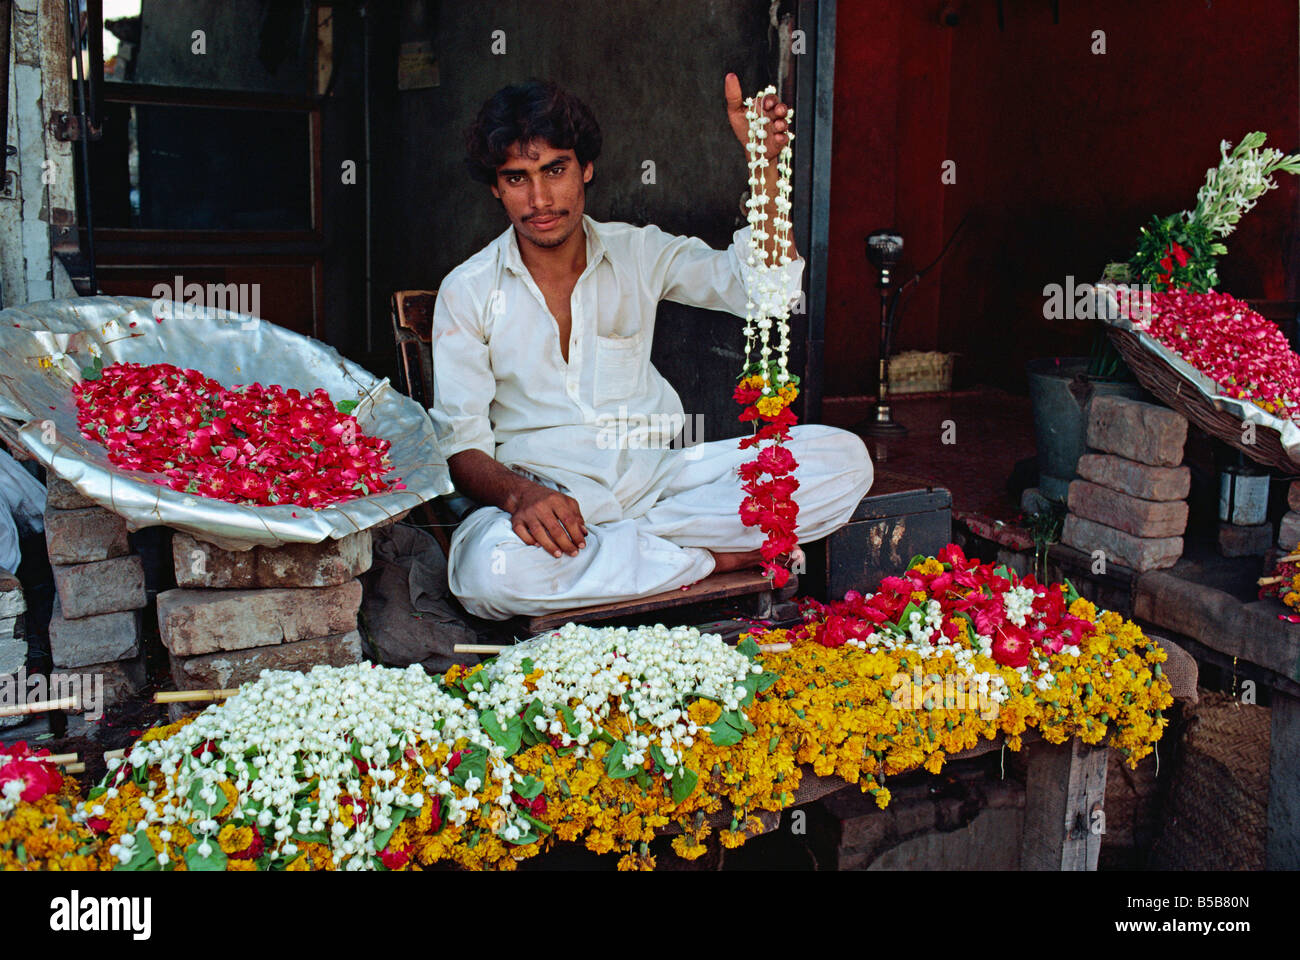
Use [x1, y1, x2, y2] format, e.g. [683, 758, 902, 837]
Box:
[742, 85, 796, 390]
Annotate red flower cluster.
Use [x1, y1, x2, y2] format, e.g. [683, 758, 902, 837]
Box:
[790, 544, 1096, 669]
[1157, 242, 1190, 289]
[0, 741, 63, 803]
[380, 846, 410, 869]
[73, 361, 404, 508]
[1134, 290, 1300, 419]
[734, 377, 800, 587]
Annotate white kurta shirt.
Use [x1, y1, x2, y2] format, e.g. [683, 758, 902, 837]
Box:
[429, 214, 805, 526]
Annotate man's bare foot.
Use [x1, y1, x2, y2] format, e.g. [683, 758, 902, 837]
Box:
[709, 548, 764, 574]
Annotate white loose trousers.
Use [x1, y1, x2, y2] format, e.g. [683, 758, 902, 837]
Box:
[448, 423, 873, 620]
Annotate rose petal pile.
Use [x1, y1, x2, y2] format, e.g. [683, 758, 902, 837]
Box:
[1130, 290, 1300, 419]
[73, 361, 402, 507]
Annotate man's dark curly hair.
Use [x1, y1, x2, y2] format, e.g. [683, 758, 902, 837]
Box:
[464, 79, 602, 187]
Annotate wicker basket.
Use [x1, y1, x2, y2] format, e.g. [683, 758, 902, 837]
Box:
[888, 351, 956, 394]
[1107, 326, 1300, 473]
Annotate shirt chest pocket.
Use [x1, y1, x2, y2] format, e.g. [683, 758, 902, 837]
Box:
[593, 329, 648, 407]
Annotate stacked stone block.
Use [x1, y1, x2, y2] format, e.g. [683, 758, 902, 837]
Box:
[1276, 482, 1300, 554]
[44, 477, 148, 712]
[158, 531, 370, 712]
[1, 570, 27, 729]
[1061, 396, 1189, 572]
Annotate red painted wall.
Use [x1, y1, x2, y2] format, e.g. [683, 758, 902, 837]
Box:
[827, 0, 1300, 397]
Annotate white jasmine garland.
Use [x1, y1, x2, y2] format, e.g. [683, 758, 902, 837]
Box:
[741, 85, 797, 388]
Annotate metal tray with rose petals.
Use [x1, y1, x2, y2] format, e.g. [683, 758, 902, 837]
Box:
[0, 295, 452, 550]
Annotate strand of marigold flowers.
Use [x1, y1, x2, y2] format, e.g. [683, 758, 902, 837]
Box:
[737, 85, 800, 587]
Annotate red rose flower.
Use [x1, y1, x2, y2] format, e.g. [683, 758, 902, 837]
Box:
[992, 626, 1032, 668]
[380, 846, 409, 870]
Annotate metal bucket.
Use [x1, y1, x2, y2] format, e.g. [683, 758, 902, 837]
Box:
[1027, 357, 1146, 502]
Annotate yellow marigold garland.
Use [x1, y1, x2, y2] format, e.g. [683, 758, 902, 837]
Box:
[2, 549, 1173, 871]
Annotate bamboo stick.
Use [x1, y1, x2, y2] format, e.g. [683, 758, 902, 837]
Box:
[1277, 553, 1300, 564]
[153, 688, 237, 704]
[0, 695, 78, 717]
[1259, 575, 1286, 586]
[103, 749, 125, 762]
[64, 762, 85, 775]
[45, 752, 78, 765]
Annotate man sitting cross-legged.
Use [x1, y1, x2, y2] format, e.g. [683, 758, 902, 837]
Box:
[429, 76, 873, 621]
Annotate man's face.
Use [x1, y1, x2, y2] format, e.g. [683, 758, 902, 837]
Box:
[490, 139, 593, 250]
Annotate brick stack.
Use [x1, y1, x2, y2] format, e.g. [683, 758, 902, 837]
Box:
[1, 570, 26, 729]
[1275, 482, 1300, 554]
[157, 531, 371, 716]
[1061, 396, 1189, 572]
[44, 476, 148, 712]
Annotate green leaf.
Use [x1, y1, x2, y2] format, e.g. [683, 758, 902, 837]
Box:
[1063, 578, 1082, 606]
[87, 785, 106, 801]
[309, 440, 325, 453]
[520, 698, 547, 745]
[737, 637, 761, 660]
[372, 807, 408, 852]
[670, 767, 699, 804]
[604, 741, 640, 779]
[892, 601, 925, 633]
[634, 767, 652, 792]
[520, 657, 534, 675]
[480, 709, 523, 757]
[558, 704, 579, 736]
[450, 747, 488, 790]
[336, 399, 359, 414]
[708, 715, 745, 747]
[183, 839, 228, 872]
[116, 830, 160, 871]
[514, 774, 544, 800]
[906, 553, 930, 571]
[187, 779, 223, 819]
[649, 744, 670, 773]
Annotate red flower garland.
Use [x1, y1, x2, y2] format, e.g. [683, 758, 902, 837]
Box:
[734, 375, 799, 587]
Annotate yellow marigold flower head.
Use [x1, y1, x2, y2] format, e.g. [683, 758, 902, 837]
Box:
[1068, 597, 1098, 622]
[755, 395, 787, 418]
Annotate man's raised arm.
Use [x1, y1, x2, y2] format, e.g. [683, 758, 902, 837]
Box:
[640, 73, 803, 318]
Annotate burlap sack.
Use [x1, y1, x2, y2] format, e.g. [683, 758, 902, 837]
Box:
[362, 523, 479, 675]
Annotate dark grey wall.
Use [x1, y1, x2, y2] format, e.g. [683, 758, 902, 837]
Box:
[370, 0, 794, 441]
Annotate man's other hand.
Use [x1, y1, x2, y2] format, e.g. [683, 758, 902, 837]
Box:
[724, 72, 790, 160]
[509, 482, 588, 558]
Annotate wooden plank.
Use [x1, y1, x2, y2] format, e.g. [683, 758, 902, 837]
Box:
[526, 570, 780, 634]
[1020, 738, 1108, 871]
[1267, 691, 1300, 870]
